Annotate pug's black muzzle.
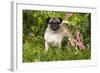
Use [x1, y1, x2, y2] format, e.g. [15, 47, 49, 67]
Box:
[50, 22, 60, 31]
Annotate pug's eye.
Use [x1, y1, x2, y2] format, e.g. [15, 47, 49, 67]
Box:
[49, 22, 52, 24]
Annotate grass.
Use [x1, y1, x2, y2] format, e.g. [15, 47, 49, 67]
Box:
[23, 36, 91, 62]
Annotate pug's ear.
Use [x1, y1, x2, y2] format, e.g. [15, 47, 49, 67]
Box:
[46, 17, 51, 23]
[58, 18, 63, 23]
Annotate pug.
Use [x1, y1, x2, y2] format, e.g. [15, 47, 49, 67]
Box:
[44, 17, 75, 51]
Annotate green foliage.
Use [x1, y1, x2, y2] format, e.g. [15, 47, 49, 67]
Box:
[23, 10, 91, 62]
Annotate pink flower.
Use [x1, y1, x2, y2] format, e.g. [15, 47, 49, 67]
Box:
[66, 12, 73, 17]
[74, 32, 85, 50]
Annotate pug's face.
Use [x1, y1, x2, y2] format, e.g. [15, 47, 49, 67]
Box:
[47, 17, 62, 31]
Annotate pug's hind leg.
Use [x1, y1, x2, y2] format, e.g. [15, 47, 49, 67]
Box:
[58, 43, 61, 48]
[45, 42, 49, 51]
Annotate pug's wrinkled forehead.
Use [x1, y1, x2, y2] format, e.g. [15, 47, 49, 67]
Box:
[49, 17, 60, 23]
[46, 17, 62, 24]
